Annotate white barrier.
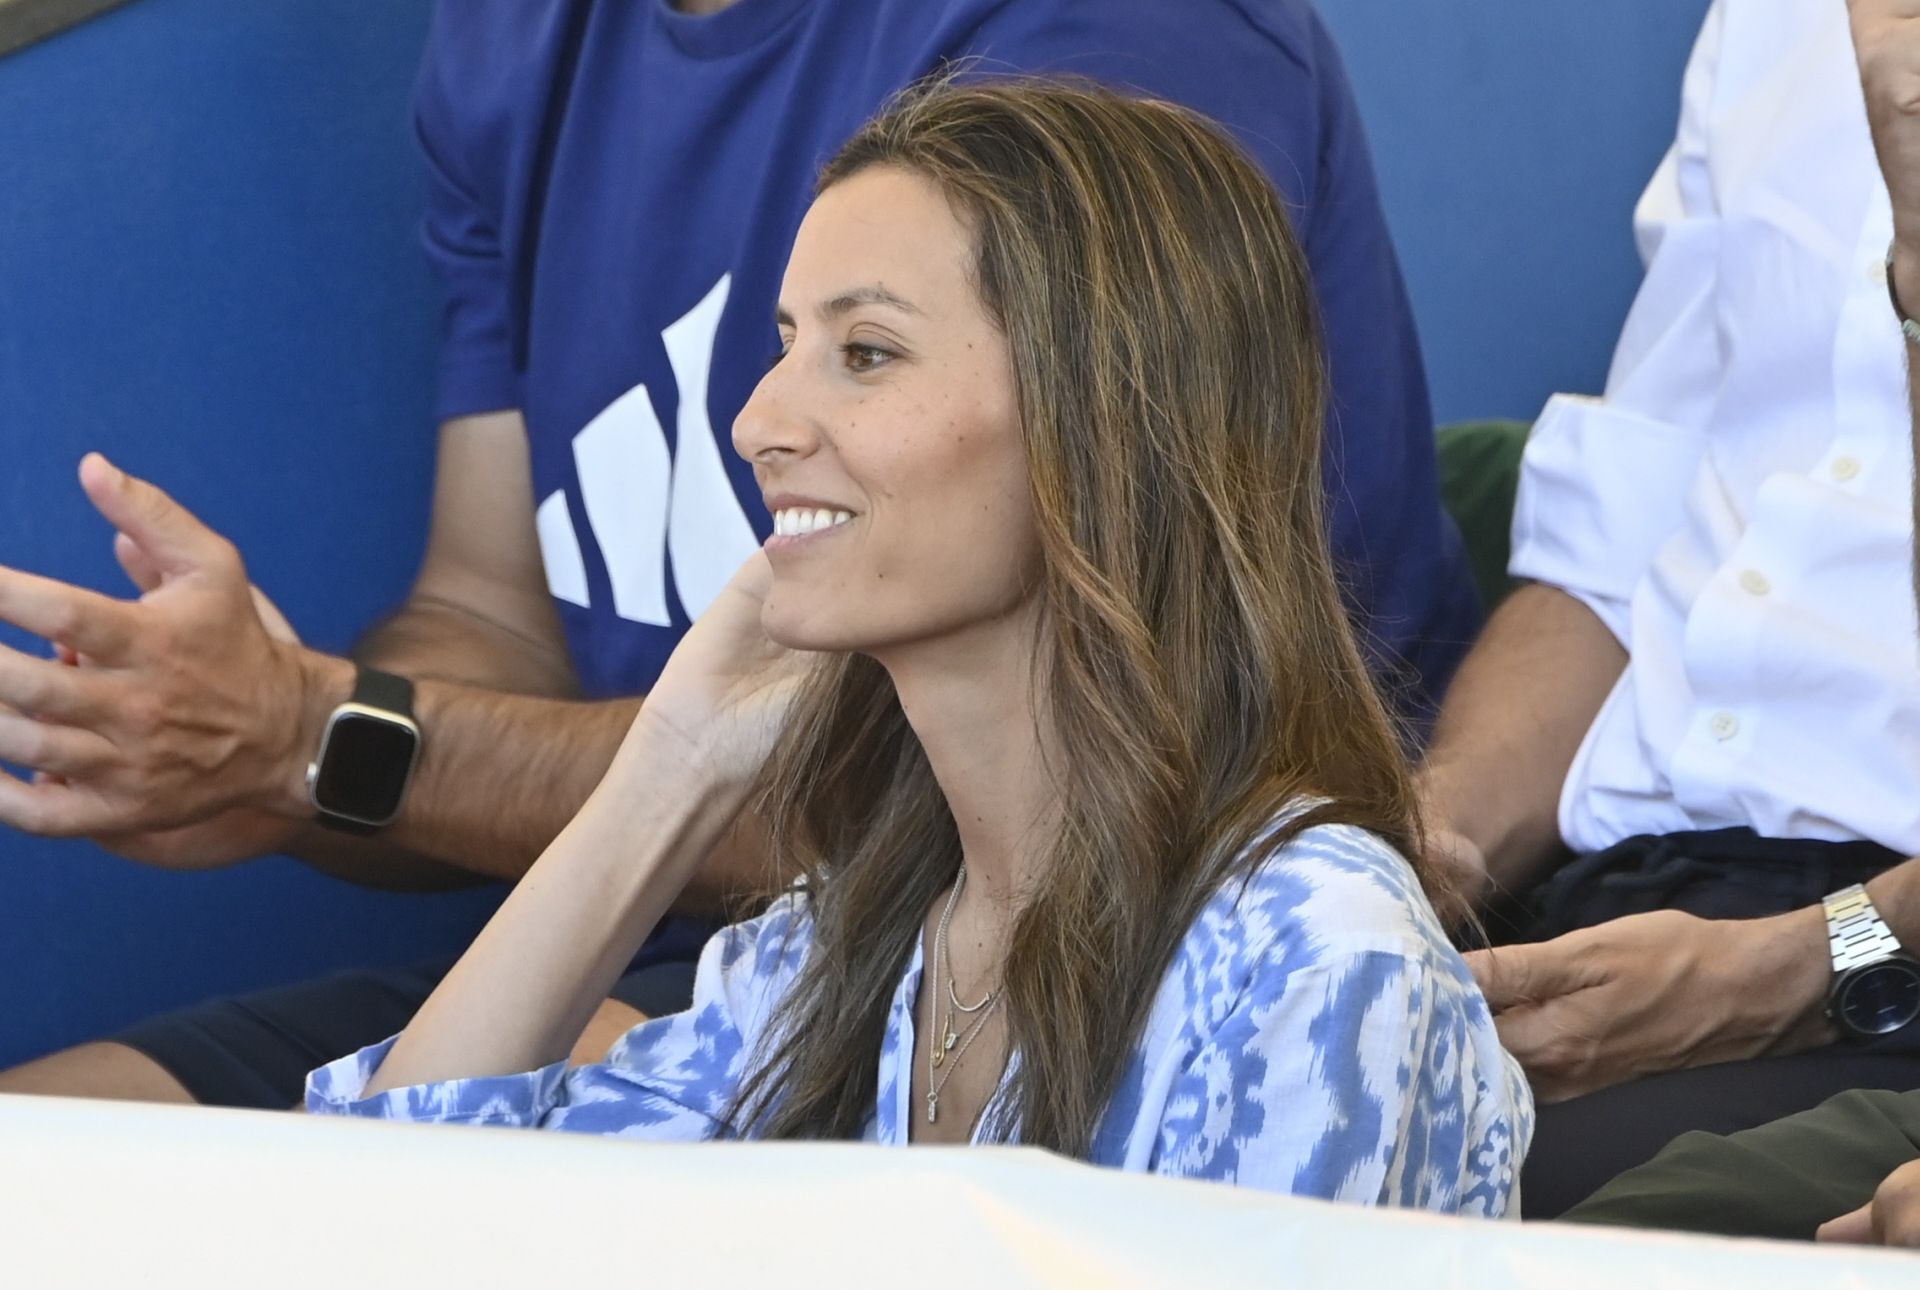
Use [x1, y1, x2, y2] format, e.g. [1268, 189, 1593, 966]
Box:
[0, 1091, 1910, 1287]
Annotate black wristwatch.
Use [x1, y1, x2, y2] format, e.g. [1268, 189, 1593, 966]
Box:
[1823, 883, 1920, 1040]
[305, 667, 423, 835]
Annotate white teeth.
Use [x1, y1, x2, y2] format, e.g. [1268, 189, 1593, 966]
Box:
[773, 508, 855, 538]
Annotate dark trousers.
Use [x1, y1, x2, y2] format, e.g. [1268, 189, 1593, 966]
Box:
[1564, 1087, 1920, 1240]
[1504, 828, 1920, 1221]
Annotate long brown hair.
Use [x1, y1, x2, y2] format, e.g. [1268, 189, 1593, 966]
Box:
[728, 76, 1432, 1155]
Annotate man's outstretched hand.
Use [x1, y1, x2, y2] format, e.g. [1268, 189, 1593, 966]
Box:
[0, 454, 346, 852]
[1464, 906, 1836, 1104]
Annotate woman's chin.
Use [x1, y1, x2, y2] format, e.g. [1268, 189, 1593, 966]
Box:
[761, 600, 862, 654]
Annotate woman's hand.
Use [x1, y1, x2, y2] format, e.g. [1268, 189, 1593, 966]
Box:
[621, 554, 812, 791]
[361, 557, 808, 1095]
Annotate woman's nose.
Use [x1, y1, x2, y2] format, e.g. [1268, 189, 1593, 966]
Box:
[732, 359, 820, 466]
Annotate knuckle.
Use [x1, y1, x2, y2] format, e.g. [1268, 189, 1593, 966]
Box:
[1880, 1202, 1920, 1248]
[209, 537, 245, 578]
[1878, 1165, 1920, 1210]
[1533, 1040, 1576, 1076]
[119, 693, 167, 740]
[11, 667, 55, 715]
[11, 722, 51, 767]
[41, 599, 83, 644]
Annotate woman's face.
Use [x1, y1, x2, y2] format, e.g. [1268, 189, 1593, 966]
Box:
[734, 165, 1038, 655]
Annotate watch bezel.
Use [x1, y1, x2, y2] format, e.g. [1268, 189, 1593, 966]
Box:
[1829, 954, 1920, 1039]
[305, 702, 423, 829]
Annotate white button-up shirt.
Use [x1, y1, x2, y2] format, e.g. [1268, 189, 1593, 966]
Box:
[1510, 0, 1920, 856]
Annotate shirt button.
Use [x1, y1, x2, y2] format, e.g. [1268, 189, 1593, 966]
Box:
[1710, 712, 1740, 741]
[1738, 569, 1772, 597]
[1831, 455, 1862, 482]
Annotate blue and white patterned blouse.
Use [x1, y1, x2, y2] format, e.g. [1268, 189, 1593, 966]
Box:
[308, 820, 1532, 1215]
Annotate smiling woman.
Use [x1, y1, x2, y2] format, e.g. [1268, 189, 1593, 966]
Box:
[306, 77, 1531, 1215]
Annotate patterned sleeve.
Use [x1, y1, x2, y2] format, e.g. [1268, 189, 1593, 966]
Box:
[1146, 825, 1529, 1216]
[305, 894, 813, 1139]
[1150, 943, 1521, 1215]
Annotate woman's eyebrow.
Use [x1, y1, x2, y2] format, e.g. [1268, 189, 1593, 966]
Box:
[774, 286, 921, 330]
[821, 285, 922, 318]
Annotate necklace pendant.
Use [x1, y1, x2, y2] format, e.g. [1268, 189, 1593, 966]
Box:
[927, 1091, 938, 1124]
[931, 1047, 944, 1069]
[942, 1030, 957, 1051]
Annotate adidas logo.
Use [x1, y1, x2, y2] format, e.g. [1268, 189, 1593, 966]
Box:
[535, 275, 759, 625]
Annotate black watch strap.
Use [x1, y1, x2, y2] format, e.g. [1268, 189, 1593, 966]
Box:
[354, 666, 416, 718]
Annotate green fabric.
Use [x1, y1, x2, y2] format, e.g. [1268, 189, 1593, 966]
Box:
[1565, 1087, 1920, 1241]
[1435, 418, 1530, 614]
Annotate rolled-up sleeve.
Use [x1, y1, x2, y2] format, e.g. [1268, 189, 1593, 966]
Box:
[1509, 0, 1727, 646]
[305, 894, 813, 1139]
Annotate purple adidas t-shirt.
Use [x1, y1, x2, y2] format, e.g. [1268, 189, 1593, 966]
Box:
[414, 0, 1478, 709]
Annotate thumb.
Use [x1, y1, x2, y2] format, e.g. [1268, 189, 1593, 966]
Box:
[80, 454, 231, 578]
[113, 530, 165, 594]
[249, 584, 301, 646]
[1816, 1202, 1874, 1244]
[1467, 940, 1584, 1012]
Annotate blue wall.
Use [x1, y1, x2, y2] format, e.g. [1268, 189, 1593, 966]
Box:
[1321, 0, 1715, 422]
[0, 0, 1711, 1069]
[0, 0, 502, 1069]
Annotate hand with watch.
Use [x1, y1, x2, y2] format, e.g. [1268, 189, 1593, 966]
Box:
[1822, 883, 1920, 1040]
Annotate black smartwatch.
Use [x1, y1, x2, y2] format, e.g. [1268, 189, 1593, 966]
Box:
[305, 667, 423, 835]
[1823, 884, 1920, 1040]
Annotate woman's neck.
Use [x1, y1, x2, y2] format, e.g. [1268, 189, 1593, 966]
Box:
[672, 0, 744, 15]
[877, 601, 1059, 912]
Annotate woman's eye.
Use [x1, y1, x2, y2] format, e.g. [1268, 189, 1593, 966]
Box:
[840, 342, 895, 373]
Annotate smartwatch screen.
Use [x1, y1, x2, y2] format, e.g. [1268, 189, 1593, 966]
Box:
[1836, 962, 1920, 1036]
[312, 711, 418, 824]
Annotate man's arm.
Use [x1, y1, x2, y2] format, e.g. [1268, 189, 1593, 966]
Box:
[1417, 582, 1626, 901]
[0, 413, 777, 910]
[284, 409, 637, 888]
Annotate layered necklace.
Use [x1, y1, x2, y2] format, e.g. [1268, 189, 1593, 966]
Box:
[925, 864, 1003, 1126]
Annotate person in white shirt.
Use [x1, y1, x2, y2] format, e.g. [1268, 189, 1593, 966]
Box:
[1419, 0, 1920, 1220]
[1546, 1, 1920, 1247]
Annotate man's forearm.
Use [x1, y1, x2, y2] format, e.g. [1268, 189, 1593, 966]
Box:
[356, 594, 579, 698]
[278, 658, 639, 882]
[273, 600, 777, 908]
[1420, 582, 1628, 891]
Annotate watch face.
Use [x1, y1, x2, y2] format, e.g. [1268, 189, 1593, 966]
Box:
[312, 710, 419, 825]
[1835, 961, 1920, 1036]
